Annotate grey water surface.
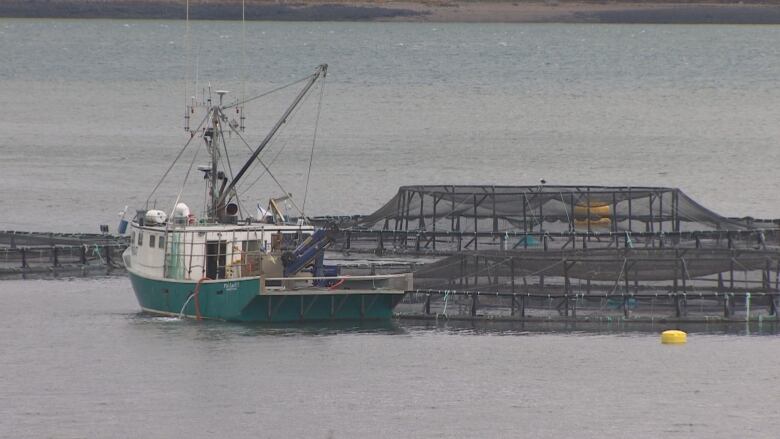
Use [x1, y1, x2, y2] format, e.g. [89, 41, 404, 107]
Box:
[2, 277, 780, 438]
[1, 19, 780, 438]
[1, 20, 779, 231]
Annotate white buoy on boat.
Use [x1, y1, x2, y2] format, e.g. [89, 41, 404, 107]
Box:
[173, 202, 190, 217]
[144, 210, 168, 225]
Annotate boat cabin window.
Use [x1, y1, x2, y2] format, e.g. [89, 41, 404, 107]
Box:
[137, 231, 143, 246]
[158, 236, 165, 249]
[149, 235, 156, 248]
[206, 240, 227, 280]
[131, 231, 136, 247]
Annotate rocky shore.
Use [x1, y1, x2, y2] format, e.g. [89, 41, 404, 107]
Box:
[3, 0, 780, 23]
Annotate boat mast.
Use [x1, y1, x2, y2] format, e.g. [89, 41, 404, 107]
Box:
[213, 64, 327, 221]
[209, 106, 219, 221]
[206, 91, 230, 222]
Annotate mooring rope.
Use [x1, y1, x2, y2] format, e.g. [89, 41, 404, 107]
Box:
[441, 290, 451, 316]
[559, 192, 571, 227]
[191, 276, 210, 320]
[92, 244, 105, 265]
[608, 258, 628, 295]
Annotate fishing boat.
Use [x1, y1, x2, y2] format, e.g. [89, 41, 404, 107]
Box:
[122, 64, 411, 322]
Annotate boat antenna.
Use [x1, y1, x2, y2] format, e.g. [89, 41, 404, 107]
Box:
[184, 0, 191, 131]
[213, 64, 327, 216]
[207, 105, 221, 220]
[195, 51, 199, 105]
[240, 0, 246, 131]
[216, 91, 243, 217]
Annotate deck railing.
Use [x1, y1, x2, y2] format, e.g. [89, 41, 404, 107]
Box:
[160, 226, 311, 281]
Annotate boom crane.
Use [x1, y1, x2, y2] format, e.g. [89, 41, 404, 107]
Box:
[212, 64, 328, 221]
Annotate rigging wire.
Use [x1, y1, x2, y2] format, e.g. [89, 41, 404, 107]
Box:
[146, 111, 210, 206]
[224, 74, 314, 109]
[224, 121, 307, 220]
[237, 134, 289, 199]
[169, 134, 203, 221]
[236, 85, 317, 198]
[216, 111, 243, 218]
[212, 75, 320, 201]
[302, 75, 326, 216]
[559, 192, 571, 228]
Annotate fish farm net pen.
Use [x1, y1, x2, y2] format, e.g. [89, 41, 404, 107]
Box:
[2, 185, 779, 322]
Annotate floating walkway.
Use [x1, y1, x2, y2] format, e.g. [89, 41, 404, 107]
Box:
[394, 289, 780, 323]
[0, 231, 126, 278]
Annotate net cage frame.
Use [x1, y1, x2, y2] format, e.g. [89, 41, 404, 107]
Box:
[327, 185, 779, 254]
[401, 248, 780, 320]
[326, 185, 780, 315]
[360, 185, 764, 233]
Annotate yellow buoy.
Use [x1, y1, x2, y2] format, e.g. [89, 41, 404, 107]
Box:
[661, 330, 687, 344]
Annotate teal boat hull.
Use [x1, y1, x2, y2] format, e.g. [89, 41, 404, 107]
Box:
[128, 271, 404, 322]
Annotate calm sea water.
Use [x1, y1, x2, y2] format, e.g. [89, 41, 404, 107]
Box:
[2, 277, 780, 439]
[1, 19, 780, 438]
[1, 20, 779, 231]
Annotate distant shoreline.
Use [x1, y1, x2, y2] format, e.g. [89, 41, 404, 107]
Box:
[3, 1, 780, 23]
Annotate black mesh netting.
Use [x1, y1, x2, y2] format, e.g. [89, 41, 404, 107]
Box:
[356, 185, 761, 233]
